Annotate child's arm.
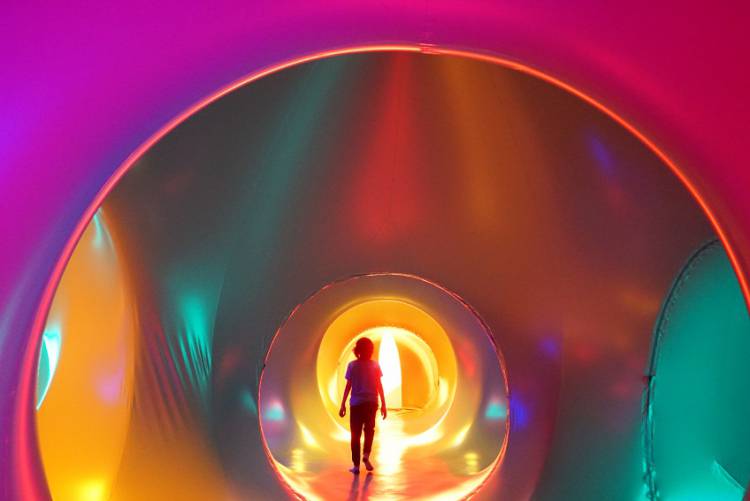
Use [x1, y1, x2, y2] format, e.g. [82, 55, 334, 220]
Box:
[377, 379, 387, 420]
[339, 380, 352, 417]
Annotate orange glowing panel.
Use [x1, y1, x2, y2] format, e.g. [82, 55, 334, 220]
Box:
[35, 212, 136, 501]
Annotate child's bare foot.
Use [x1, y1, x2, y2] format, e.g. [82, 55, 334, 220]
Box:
[349, 466, 360, 474]
[363, 457, 374, 471]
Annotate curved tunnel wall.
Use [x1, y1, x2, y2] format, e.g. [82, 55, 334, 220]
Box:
[29, 52, 738, 499]
[3, 7, 750, 499]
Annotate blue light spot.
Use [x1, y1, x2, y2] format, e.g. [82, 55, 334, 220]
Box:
[539, 336, 560, 358]
[36, 324, 62, 410]
[587, 133, 616, 178]
[510, 396, 529, 430]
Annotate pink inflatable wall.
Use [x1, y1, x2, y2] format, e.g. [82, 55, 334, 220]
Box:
[2, 3, 749, 499]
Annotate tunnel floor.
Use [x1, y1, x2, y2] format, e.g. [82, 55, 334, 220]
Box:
[272, 411, 495, 501]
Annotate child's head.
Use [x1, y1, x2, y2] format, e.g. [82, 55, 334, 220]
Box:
[353, 337, 375, 360]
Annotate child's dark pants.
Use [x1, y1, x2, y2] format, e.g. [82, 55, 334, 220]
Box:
[350, 402, 378, 465]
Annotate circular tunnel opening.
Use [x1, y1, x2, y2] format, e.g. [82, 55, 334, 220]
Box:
[29, 48, 749, 500]
[259, 274, 508, 499]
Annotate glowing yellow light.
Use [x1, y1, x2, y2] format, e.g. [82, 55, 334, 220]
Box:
[299, 423, 321, 449]
[327, 373, 338, 404]
[376, 416, 407, 476]
[79, 480, 106, 501]
[452, 423, 472, 447]
[331, 428, 351, 442]
[465, 451, 479, 474]
[437, 376, 450, 407]
[406, 424, 444, 446]
[378, 329, 403, 409]
[291, 448, 306, 473]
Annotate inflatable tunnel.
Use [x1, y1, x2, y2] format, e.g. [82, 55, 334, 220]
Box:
[2, 4, 750, 501]
[23, 53, 750, 499]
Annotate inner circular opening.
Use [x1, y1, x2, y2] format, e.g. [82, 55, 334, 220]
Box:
[258, 274, 508, 500]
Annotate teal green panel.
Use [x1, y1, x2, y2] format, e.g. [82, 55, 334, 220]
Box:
[645, 240, 750, 500]
[35, 324, 61, 410]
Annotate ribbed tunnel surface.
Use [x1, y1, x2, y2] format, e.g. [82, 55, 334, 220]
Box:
[33, 52, 742, 500]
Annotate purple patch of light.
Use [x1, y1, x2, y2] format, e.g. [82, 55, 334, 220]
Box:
[510, 396, 530, 430]
[97, 365, 125, 405]
[539, 336, 560, 359]
[587, 133, 616, 178]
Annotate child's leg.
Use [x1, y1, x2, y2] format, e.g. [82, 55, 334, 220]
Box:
[350, 404, 364, 466]
[362, 402, 378, 461]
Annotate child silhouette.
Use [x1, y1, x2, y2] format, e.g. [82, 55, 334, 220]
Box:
[339, 337, 387, 474]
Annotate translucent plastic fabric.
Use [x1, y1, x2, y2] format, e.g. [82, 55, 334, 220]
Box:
[645, 241, 750, 499]
[33, 53, 721, 499]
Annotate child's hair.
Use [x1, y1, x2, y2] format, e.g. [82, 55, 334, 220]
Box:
[353, 337, 375, 360]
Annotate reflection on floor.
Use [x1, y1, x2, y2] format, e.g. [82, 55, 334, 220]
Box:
[274, 411, 496, 501]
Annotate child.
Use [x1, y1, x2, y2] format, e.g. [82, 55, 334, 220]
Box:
[339, 337, 387, 474]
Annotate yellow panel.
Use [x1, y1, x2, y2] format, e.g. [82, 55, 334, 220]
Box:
[36, 212, 136, 501]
